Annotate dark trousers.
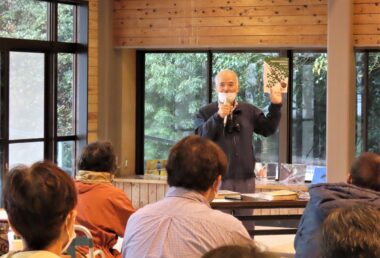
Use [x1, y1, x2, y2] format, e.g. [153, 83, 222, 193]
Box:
[220, 177, 255, 235]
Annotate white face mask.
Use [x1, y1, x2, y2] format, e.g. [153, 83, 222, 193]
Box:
[218, 92, 237, 104]
[61, 224, 76, 254]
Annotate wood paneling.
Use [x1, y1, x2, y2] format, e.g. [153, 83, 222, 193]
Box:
[88, 0, 98, 141]
[113, 0, 328, 48]
[112, 178, 305, 215]
[113, 0, 380, 48]
[353, 1, 380, 46]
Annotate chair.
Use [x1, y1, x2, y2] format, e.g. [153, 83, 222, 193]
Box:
[67, 225, 105, 258]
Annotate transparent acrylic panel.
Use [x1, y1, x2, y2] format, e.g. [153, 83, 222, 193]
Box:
[0, 0, 47, 40]
[212, 52, 280, 163]
[9, 52, 44, 140]
[57, 141, 75, 176]
[57, 53, 74, 136]
[367, 52, 380, 153]
[58, 3, 74, 42]
[355, 52, 365, 155]
[292, 53, 327, 165]
[9, 142, 44, 167]
[144, 53, 208, 161]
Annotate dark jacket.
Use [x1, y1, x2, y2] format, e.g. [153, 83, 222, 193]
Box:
[194, 102, 281, 180]
[294, 183, 380, 258]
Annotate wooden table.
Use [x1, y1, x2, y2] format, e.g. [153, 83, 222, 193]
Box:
[211, 196, 308, 236]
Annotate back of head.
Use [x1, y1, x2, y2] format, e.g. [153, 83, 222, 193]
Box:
[166, 135, 227, 192]
[202, 244, 279, 258]
[350, 152, 380, 191]
[321, 205, 380, 258]
[4, 161, 77, 250]
[78, 141, 116, 173]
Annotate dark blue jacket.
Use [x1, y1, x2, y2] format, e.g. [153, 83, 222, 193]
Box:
[294, 183, 380, 258]
[194, 102, 281, 180]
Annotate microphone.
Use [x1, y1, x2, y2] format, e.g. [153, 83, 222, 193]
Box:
[223, 99, 230, 128]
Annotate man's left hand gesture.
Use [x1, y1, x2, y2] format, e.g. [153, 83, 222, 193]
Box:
[270, 86, 282, 104]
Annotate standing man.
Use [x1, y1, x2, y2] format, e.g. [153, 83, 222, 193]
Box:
[195, 69, 282, 220]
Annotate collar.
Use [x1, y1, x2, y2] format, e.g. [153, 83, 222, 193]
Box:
[76, 170, 113, 184]
[166, 187, 211, 207]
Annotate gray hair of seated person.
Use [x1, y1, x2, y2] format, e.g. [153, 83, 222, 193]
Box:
[321, 205, 380, 258]
[78, 141, 117, 173]
[350, 152, 380, 191]
[201, 244, 279, 258]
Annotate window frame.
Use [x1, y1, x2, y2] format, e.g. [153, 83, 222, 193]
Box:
[136, 48, 327, 174]
[355, 49, 380, 153]
[0, 0, 88, 181]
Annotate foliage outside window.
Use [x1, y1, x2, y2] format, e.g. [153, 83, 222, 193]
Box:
[0, 0, 87, 177]
[0, 0, 47, 40]
[143, 51, 330, 170]
[144, 53, 208, 161]
[292, 53, 327, 166]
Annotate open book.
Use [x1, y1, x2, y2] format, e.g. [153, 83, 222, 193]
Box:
[215, 190, 242, 200]
[243, 190, 298, 201]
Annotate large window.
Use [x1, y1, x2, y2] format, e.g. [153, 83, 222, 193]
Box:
[292, 52, 327, 165]
[356, 51, 380, 154]
[138, 50, 328, 173]
[0, 0, 88, 187]
[144, 53, 208, 160]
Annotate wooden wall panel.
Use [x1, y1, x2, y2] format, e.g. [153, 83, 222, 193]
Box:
[113, 0, 328, 48]
[112, 179, 305, 215]
[113, 0, 380, 48]
[353, 1, 380, 46]
[88, 0, 99, 142]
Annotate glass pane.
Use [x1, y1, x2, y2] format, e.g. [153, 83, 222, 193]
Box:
[355, 53, 365, 155]
[0, 0, 47, 40]
[9, 52, 44, 140]
[9, 142, 44, 167]
[0, 146, 4, 203]
[292, 53, 327, 165]
[144, 53, 208, 161]
[0, 54, 2, 138]
[58, 4, 74, 42]
[57, 53, 74, 136]
[212, 52, 280, 162]
[57, 141, 75, 176]
[367, 52, 380, 153]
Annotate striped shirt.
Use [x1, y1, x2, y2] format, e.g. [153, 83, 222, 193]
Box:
[122, 187, 252, 258]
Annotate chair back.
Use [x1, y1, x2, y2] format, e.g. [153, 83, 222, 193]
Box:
[67, 225, 105, 258]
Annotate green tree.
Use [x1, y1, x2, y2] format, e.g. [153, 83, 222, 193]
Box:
[0, 0, 47, 40]
[144, 53, 208, 161]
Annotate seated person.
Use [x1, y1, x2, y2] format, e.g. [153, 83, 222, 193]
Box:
[294, 152, 380, 258]
[1, 161, 77, 258]
[201, 244, 279, 258]
[75, 141, 135, 258]
[321, 205, 380, 258]
[122, 135, 252, 258]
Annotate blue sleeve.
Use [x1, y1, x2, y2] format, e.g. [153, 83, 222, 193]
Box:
[294, 197, 325, 258]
